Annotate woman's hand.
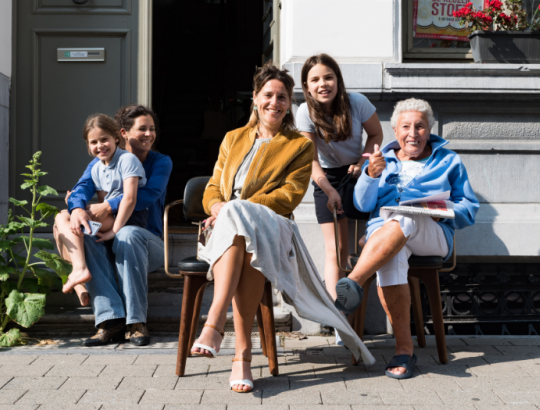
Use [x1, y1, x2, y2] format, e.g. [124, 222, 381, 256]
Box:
[86, 202, 112, 222]
[326, 188, 343, 215]
[70, 208, 92, 237]
[210, 201, 227, 218]
[348, 163, 363, 179]
[204, 216, 217, 230]
[367, 144, 386, 178]
[96, 229, 116, 243]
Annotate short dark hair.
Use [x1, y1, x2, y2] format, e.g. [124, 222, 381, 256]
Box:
[115, 104, 160, 137]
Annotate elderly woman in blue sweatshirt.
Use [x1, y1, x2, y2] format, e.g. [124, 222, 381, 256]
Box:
[334, 98, 479, 379]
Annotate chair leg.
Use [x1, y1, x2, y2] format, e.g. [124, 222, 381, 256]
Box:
[408, 275, 426, 348]
[260, 281, 279, 376]
[257, 306, 267, 357]
[188, 282, 210, 356]
[176, 274, 210, 376]
[416, 269, 448, 364]
[351, 274, 376, 365]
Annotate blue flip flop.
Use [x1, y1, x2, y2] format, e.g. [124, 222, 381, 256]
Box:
[334, 278, 364, 315]
[385, 354, 417, 379]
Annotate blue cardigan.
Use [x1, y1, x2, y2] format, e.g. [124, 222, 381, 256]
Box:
[68, 151, 173, 237]
[353, 134, 479, 259]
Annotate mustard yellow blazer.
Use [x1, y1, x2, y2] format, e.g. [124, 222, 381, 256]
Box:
[203, 126, 314, 217]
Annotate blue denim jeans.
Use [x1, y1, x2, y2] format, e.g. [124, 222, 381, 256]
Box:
[84, 225, 164, 327]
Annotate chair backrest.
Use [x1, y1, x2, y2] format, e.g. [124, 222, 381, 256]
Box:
[183, 176, 211, 221]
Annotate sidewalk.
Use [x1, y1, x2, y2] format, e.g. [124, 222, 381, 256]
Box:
[1, 335, 539, 409]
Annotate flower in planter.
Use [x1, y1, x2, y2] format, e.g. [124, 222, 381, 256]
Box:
[454, 0, 537, 32]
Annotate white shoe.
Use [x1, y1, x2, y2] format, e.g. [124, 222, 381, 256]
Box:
[335, 328, 345, 346]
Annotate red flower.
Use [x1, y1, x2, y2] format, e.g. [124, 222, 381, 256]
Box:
[466, 2, 473, 7]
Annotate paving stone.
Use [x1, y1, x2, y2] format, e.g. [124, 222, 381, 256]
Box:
[0, 390, 27, 405]
[32, 355, 89, 366]
[156, 364, 208, 378]
[481, 355, 533, 365]
[291, 406, 351, 410]
[232, 406, 287, 410]
[334, 365, 370, 378]
[400, 377, 462, 391]
[474, 405, 539, 410]
[495, 391, 540, 405]
[413, 406, 476, 410]
[84, 355, 138, 365]
[321, 390, 383, 405]
[100, 364, 157, 377]
[448, 346, 502, 355]
[417, 365, 474, 378]
[141, 390, 204, 405]
[346, 375, 404, 392]
[322, 346, 351, 357]
[201, 390, 261, 405]
[0, 405, 39, 410]
[0, 377, 12, 389]
[443, 354, 490, 367]
[174, 376, 229, 390]
[16, 389, 85, 405]
[379, 389, 444, 405]
[262, 363, 315, 378]
[352, 406, 414, 410]
[252, 376, 290, 391]
[285, 337, 330, 350]
[289, 377, 346, 392]
[437, 390, 505, 406]
[364, 365, 395, 378]
[416, 336, 467, 348]
[461, 338, 512, 346]
[469, 363, 530, 378]
[2, 364, 53, 377]
[118, 376, 178, 390]
[60, 376, 124, 390]
[0, 356, 37, 365]
[102, 406, 165, 410]
[508, 338, 540, 346]
[262, 389, 322, 404]
[2, 377, 66, 390]
[494, 345, 540, 356]
[165, 406, 224, 410]
[79, 390, 145, 405]
[453, 376, 515, 391]
[39, 405, 102, 410]
[46, 364, 105, 377]
[134, 355, 178, 365]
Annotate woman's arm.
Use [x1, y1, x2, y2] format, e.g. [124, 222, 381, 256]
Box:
[96, 177, 138, 242]
[300, 131, 343, 214]
[349, 113, 384, 178]
[202, 133, 231, 215]
[247, 140, 315, 215]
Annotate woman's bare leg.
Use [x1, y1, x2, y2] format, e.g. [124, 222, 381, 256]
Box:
[230, 252, 266, 391]
[320, 218, 348, 300]
[54, 211, 92, 293]
[347, 221, 408, 287]
[191, 235, 247, 356]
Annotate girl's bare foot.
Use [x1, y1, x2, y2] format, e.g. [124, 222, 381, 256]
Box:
[230, 358, 253, 392]
[191, 324, 223, 356]
[63, 267, 92, 293]
[74, 284, 90, 306]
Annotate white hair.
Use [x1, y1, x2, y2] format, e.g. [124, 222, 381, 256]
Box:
[390, 98, 435, 130]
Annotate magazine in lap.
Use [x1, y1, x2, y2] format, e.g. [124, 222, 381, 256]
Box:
[380, 190, 455, 220]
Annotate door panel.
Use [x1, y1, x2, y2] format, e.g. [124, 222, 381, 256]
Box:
[12, 0, 139, 224]
[35, 0, 130, 15]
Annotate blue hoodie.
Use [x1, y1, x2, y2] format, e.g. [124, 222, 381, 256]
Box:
[353, 134, 479, 259]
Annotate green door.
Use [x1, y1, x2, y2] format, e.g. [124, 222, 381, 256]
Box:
[11, 0, 143, 227]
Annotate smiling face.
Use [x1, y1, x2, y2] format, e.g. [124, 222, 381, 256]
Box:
[121, 114, 156, 155]
[253, 79, 290, 130]
[305, 64, 338, 109]
[393, 111, 431, 161]
[87, 128, 118, 164]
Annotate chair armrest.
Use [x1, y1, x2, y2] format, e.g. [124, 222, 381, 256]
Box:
[333, 204, 352, 274]
[164, 199, 184, 279]
[439, 236, 457, 273]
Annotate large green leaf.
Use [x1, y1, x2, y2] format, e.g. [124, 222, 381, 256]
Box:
[20, 182, 33, 190]
[16, 217, 47, 229]
[1, 281, 16, 295]
[1, 222, 26, 235]
[31, 267, 57, 288]
[34, 251, 71, 284]
[5, 290, 46, 328]
[15, 237, 55, 251]
[0, 328, 21, 347]
[37, 186, 58, 197]
[36, 203, 59, 220]
[0, 266, 16, 275]
[9, 198, 28, 207]
[0, 273, 8, 282]
[0, 240, 15, 251]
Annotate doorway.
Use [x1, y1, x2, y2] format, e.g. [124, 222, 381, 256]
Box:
[152, 0, 264, 226]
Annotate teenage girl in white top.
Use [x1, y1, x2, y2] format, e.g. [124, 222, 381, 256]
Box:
[296, 54, 383, 342]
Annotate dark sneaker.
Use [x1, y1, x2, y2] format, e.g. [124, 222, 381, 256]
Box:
[82, 320, 126, 347]
[128, 322, 150, 346]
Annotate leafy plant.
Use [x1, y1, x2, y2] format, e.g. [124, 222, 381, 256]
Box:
[454, 0, 540, 32]
[0, 152, 71, 346]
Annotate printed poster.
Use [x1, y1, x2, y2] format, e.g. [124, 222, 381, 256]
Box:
[413, 0, 486, 41]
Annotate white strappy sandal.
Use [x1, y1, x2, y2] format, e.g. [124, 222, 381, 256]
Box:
[229, 358, 254, 393]
[191, 324, 224, 358]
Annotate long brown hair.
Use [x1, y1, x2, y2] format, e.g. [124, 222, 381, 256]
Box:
[246, 62, 296, 133]
[301, 54, 352, 144]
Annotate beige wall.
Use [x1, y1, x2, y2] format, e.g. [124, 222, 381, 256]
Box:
[0, 0, 12, 78]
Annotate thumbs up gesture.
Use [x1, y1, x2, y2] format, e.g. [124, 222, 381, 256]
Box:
[367, 144, 386, 178]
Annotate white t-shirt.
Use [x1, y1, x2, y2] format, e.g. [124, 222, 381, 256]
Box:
[387, 157, 429, 192]
[91, 147, 146, 201]
[232, 137, 272, 199]
[295, 92, 376, 168]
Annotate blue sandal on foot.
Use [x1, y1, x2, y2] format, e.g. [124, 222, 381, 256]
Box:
[385, 354, 417, 379]
[334, 278, 364, 314]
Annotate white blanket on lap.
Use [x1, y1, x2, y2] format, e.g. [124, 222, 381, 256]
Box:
[198, 200, 375, 365]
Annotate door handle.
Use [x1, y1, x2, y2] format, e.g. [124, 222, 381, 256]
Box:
[72, 0, 90, 4]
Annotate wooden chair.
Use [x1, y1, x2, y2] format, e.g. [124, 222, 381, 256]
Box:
[332, 206, 456, 365]
[163, 176, 279, 377]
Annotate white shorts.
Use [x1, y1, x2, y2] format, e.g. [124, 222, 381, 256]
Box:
[373, 213, 449, 287]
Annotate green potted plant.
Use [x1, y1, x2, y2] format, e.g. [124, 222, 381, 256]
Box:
[454, 0, 540, 63]
[0, 152, 71, 346]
